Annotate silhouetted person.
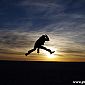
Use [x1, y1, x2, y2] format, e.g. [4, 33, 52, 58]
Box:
[25, 34, 55, 56]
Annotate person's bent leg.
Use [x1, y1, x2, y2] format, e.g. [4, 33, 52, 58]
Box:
[37, 48, 40, 54]
[40, 46, 54, 54]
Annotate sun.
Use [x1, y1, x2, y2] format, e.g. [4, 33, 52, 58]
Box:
[45, 51, 56, 58]
[42, 47, 58, 59]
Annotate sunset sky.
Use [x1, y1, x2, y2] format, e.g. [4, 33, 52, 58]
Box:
[0, 0, 85, 61]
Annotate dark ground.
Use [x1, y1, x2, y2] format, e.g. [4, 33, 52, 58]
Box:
[0, 61, 85, 85]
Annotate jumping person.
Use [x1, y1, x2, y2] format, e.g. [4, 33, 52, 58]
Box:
[25, 34, 55, 56]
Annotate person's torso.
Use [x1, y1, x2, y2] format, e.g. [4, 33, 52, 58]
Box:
[35, 38, 45, 47]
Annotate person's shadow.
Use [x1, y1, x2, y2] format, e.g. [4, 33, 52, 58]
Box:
[25, 34, 55, 56]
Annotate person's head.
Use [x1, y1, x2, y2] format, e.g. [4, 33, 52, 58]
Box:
[43, 34, 49, 41]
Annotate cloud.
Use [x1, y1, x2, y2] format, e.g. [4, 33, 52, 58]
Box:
[0, 31, 50, 53]
[0, 30, 85, 59]
[1, 0, 85, 32]
[0, 31, 33, 48]
[0, 0, 85, 58]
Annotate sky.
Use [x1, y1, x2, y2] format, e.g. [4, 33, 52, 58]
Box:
[0, 0, 85, 61]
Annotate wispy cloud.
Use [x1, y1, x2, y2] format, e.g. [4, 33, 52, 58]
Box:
[0, 0, 85, 60]
[0, 31, 85, 56]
